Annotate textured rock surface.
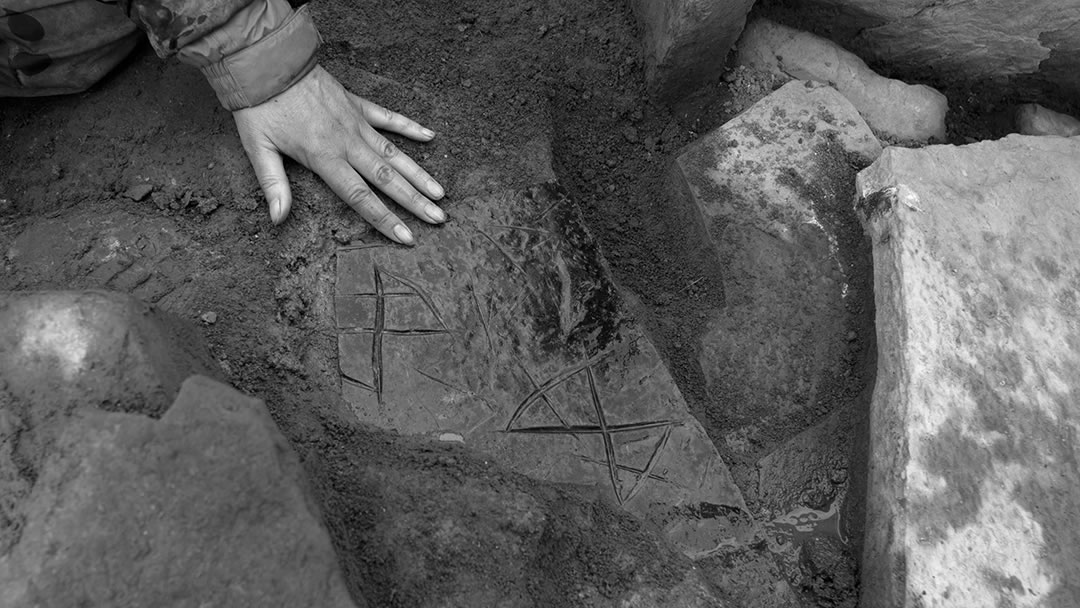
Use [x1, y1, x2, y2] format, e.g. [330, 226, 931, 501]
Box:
[311, 423, 730, 608]
[669, 80, 880, 461]
[0, 376, 358, 608]
[629, 0, 756, 99]
[761, 0, 1080, 97]
[335, 183, 749, 558]
[1015, 103, 1080, 136]
[856, 136, 1080, 607]
[736, 18, 947, 143]
[0, 291, 219, 555]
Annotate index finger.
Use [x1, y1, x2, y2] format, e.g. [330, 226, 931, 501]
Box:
[353, 96, 436, 142]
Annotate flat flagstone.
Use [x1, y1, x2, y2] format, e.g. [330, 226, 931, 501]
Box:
[335, 184, 748, 557]
[856, 135, 1080, 608]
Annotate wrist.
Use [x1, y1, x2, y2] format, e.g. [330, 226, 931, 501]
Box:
[180, 0, 321, 111]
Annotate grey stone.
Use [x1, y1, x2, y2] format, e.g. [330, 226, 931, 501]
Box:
[736, 18, 948, 143]
[311, 425, 730, 607]
[629, 0, 756, 100]
[669, 81, 880, 460]
[0, 375, 358, 608]
[1015, 103, 1080, 137]
[0, 291, 220, 551]
[771, 0, 1080, 98]
[123, 183, 154, 201]
[855, 135, 1080, 608]
[335, 183, 750, 558]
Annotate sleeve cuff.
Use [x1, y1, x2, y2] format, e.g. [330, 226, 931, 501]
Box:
[198, 5, 321, 111]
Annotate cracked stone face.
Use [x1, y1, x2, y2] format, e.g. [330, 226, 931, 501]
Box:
[335, 184, 750, 557]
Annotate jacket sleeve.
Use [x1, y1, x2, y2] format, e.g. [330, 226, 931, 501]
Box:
[119, 0, 321, 111]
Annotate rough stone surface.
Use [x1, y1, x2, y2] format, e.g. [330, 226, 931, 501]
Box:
[0, 291, 220, 556]
[669, 80, 880, 461]
[310, 423, 729, 608]
[761, 0, 1080, 97]
[1015, 103, 1080, 137]
[855, 135, 1080, 608]
[0, 291, 218, 418]
[335, 183, 749, 558]
[629, 0, 756, 99]
[0, 376, 358, 608]
[736, 18, 948, 143]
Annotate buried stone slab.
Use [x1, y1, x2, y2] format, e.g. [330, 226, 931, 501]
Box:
[736, 18, 948, 143]
[0, 376, 357, 608]
[855, 135, 1080, 608]
[669, 80, 880, 461]
[335, 183, 749, 558]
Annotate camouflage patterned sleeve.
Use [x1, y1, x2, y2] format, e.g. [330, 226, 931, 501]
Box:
[117, 0, 256, 57]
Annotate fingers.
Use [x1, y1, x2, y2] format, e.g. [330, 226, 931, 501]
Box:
[316, 158, 416, 246]
[241, 135, 293, 225]
[362, 129, 446, 202]
[353, 96, 436, 142]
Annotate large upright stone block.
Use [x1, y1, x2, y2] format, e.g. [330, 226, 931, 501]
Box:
[629, 0, 756, 99]
[856, 136, 1080, 607]
[335, 184, 749, 558]
[669, 80, 881, 460]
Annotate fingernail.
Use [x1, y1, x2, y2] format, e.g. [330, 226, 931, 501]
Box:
[430, 182, 445, 199]
[421, 128, 436, 139]
[393, 224, 415, 246]
[426, 204, 447, 223]
[270, 199, 283, 225]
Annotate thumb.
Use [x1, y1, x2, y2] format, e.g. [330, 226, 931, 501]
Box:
[243, 139, 293, 225]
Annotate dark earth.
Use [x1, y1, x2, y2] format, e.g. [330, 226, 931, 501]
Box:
[1, 0, 1066, 606]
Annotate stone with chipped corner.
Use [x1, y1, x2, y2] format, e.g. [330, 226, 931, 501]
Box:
[1015, 103, 1080, 137]
[335, 183, 749, 558]
[0, 376, 359, 608]
[669, 80, 880, 462]
[736, 18, 948, 143]
[855, 135, 1080, 608]
[628, 0, 756, 100]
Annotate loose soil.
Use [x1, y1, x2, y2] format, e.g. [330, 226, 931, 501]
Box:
[0, 0, 1039, 606]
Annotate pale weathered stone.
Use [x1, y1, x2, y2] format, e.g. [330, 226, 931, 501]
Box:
[669, 80, 880, 461]
[736, 18, 948, 143]
[855, 135, 1080, 608]
[767, 0, 1080, 97]
[1015, 103, 1080, 137]
[335, 183, 750, 558]
[629, 0, 756, 99]
[0, 376, 358, 608]
[0, 291, 220, 556]
[0, 290, 218, 418]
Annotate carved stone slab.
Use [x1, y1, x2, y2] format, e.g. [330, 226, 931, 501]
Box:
[336, 184, 748, 557]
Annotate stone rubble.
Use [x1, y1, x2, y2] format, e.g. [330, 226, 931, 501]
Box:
[737, 18, 948, 144]
[1015, 103, 1080, 137]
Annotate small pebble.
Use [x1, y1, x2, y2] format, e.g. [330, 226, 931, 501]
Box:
[123, 183, 154, 201]
[438, 432, 465, 443]
[200, 311, 218, 325]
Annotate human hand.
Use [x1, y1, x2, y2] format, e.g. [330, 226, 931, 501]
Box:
[232, 65, 446, 245]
